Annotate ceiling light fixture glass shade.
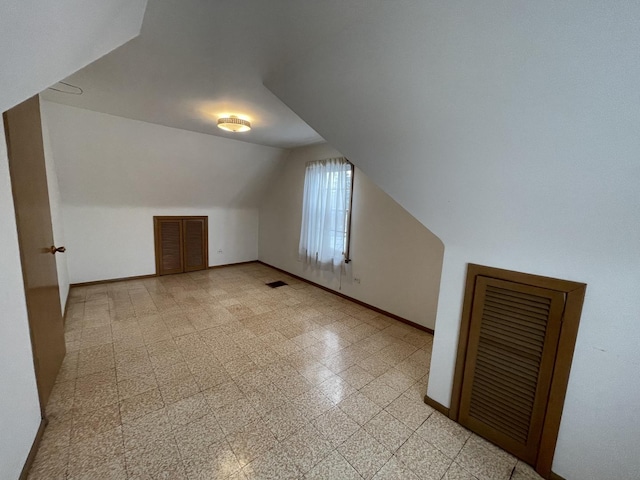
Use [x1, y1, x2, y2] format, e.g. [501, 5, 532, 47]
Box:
[217, 116, 251, 132]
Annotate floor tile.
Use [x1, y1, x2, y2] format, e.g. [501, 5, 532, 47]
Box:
[181, 438, 242, 479]
[372, 456, 420, 480]
[443, 462, 480, 480]
[117, 372, 158, 400]
[242, 443, 301, 480]
[455, 434, 517, 480]
[166, 392, 210, 427]
[125, 437, 187, 479]
[173, 412, 225, 457]
[415, 411, 470, 458]
[338, 364, 375, 390]
[202, 380, 246, 409]
[304, 450, 362, 480]
[30, 265, 526, 480]
[338, 428, 392, 479]
[363, 411, 413, 453]
[119, 387, 164, 424]
[338, 392, 382, 426]
[281, 423, 333, 474]
[511, 461, 544, 480]
[312, 406, 360, 448]
[45, 380, 76, 419]
[228, 419, 279, 467]
[317, 375, 357, 404]
[385, 393, 434, 431]
[395, 433, 452, 480]
[213, 397, 261, 435]
[289, 387, 335, 420]
[27, 445, 69, 480]
[67, 426, 124, 478]
[122, 408, 174, 451]
[263, 402, 308, 441]
[70, 403, 121, 444]
[245, 382, 289, 417]
[67, 456, 127, 480]
[360, 379, 403, 408]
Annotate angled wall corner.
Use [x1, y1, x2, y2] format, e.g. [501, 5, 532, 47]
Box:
[0, 0, 148, 113]
[258, 142, 445, 331]
[264, 3, 640, 479]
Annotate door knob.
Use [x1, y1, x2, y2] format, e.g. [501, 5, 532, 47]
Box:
[50, 245, 66, 254]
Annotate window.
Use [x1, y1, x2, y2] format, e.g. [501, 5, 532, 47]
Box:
[299, 157, 353, 270]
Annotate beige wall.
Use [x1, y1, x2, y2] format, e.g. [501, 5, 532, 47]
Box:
[259, 143, 444, 330]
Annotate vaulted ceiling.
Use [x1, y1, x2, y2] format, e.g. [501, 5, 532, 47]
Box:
[3, 2, 640, 479]
[43, 0, 386, 148]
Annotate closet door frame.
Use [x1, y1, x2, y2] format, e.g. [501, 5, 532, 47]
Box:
[450, 264, 586, 479]
[153, 216, 208, 275]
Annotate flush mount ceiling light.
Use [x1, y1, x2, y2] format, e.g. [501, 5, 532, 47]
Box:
[217, 115, 251, 133]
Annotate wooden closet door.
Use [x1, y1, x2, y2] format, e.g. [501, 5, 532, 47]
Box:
[155, 218, 184, 275]
[458, 276, 565, 464]
[183, 218, 207, 272]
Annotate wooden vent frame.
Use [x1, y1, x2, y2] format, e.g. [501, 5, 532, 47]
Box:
[450, 264, 586, 479]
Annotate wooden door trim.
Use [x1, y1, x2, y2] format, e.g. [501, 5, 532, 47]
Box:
[450, 263, 586, 479]
[19, 418, 46, 480]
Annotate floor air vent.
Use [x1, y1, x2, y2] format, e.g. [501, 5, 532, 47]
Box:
[266, 280, 288, 288]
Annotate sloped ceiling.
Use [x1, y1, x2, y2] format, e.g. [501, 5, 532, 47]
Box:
[42, 0, 386, 148]
[0, 0, 147, 113]
[43, 102, 286, 208]
[264, 2, 640, 479]
[266, 1, 640, 253]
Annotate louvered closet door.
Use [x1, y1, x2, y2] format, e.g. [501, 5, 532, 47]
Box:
[157, 219, 184, 275]
[459, 276, 565, 463]
[183, 218, 207, 272]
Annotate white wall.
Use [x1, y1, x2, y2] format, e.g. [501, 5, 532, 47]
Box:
[0, 128, 42, 480]
[265, 2, 640, 479]
[259, 143, 444, 329]
[43, 102, 286, 283]
[0, 0, 147, 113]
[64, 206, 259, 283]
[41, 106, 70, 311]
[0, 3, 147, 475]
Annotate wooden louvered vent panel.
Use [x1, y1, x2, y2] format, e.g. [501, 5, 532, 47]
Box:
[183, 219, 206, 272]
[159, 220, 183, 275]
[154, 216, 208, 275]
[459, 276, 565, 463]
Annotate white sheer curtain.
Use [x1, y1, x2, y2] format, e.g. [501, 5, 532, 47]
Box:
[299, 157, 352, 271]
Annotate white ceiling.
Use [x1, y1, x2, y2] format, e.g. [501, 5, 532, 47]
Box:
[0, 0, 146, 113]
[42, 0, 384, 148]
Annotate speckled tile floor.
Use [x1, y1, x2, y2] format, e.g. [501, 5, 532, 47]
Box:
[28, 263, 543, 480]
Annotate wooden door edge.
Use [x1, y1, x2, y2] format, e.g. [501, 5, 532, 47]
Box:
[153, 217, 161, 276]
[449, 264, 482, 420]
[535, 285, 587, 477]
[19, 417, 47, 480]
